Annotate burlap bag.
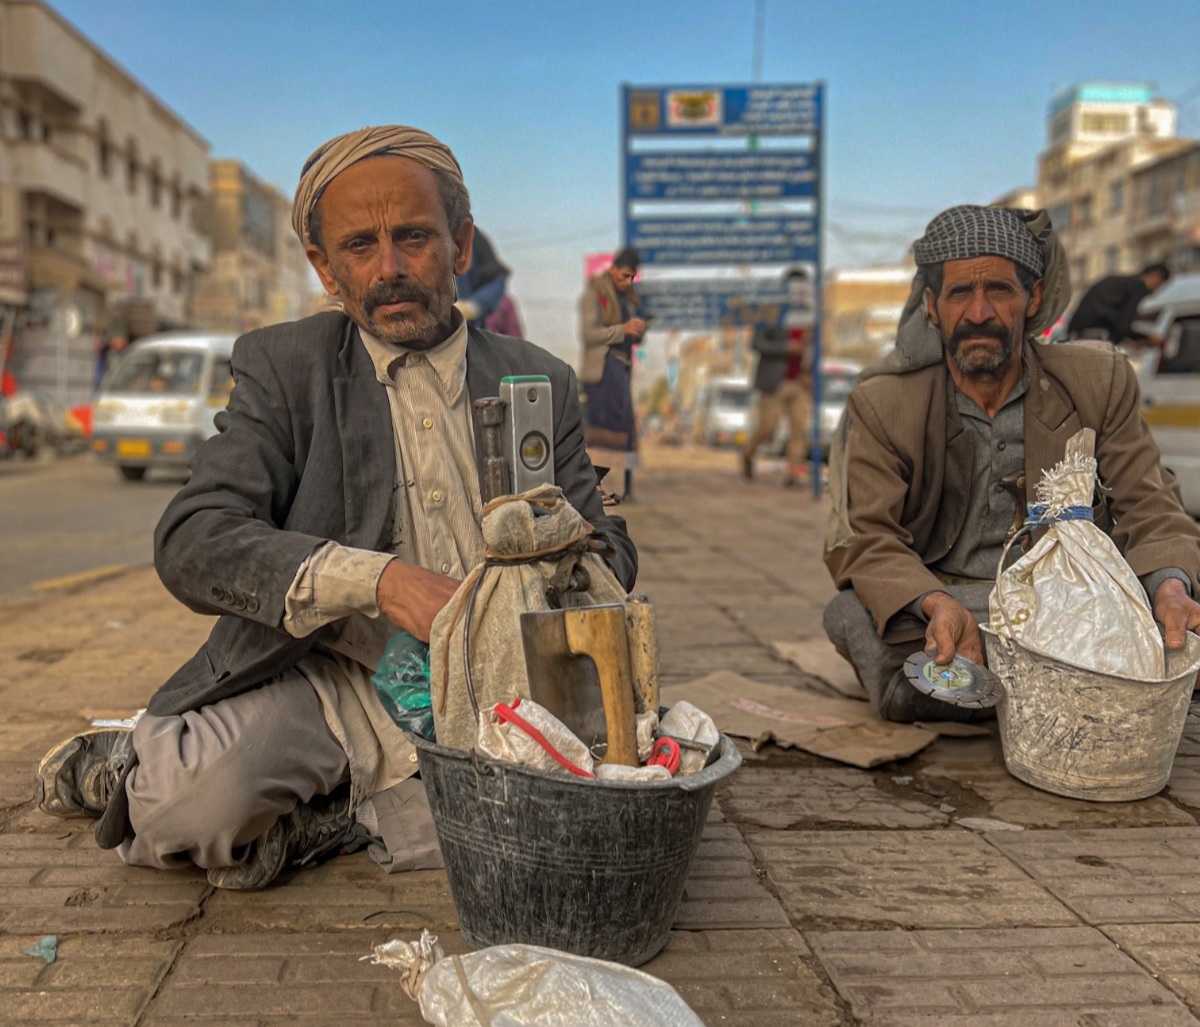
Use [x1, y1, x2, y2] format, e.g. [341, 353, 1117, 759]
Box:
[430, 484, 627, 750]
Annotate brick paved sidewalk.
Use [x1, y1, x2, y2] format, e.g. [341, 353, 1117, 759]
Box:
[3, 446, 1200, 1025]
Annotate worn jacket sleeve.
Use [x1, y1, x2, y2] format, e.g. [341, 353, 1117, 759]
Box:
[553, 364, 638, 590]
[1096, 350, 1200, 587]
[579, 287, 626, 349]
[153, 335, 327, 628]
[824, 389, 949, 636]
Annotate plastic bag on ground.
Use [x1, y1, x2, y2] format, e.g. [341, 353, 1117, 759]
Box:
[417, 940, 705, 1027]
[989, 428, 1166, 681]
[476, 699, 595, 777]
[660, 700, 721, 775]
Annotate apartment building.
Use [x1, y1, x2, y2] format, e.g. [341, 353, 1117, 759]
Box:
[0, 0, 211, 405]
[1128, 141, 1200, 275]
[1036, 83, 1185, 292]
[191, 159, 311, 333]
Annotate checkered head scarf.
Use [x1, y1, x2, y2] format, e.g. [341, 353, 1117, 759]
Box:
[861, 204, 1071, 381]
[291, 125, 468, 246]
[913, 205, 1047, 277]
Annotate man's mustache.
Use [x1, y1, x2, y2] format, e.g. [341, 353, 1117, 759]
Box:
[364, 282, 436, 316]
[950, 321, 1009, 346]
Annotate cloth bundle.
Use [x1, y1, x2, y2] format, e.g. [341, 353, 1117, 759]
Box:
[430, 484, 627, 751]
[989, 428, 1166, 681]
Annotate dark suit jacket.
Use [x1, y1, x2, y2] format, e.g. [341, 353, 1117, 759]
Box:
[96, 311, 636, 847]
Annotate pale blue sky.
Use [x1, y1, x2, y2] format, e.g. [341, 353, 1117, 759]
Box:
[51, 0, 1200, 361]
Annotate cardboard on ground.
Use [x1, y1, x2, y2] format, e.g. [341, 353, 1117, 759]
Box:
[666, 670, 985, 769]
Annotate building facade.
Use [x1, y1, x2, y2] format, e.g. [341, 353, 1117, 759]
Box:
[191, 159, 311, 334]
[0, 0, 211, 403]
[1128, 141, 1200, 275]
[1035, 83, 1184, 293]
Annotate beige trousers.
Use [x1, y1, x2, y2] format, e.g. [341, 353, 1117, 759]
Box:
[118, 675, 442, 874]
[745, 378, 812, 466]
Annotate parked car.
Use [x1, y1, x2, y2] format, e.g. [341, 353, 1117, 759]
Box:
[696, 376, 755, 448]
[1131, 273, 1200, 516]
[91, 332, 236, 481]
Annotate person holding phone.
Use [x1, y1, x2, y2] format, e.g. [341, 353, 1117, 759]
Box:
[577, 247, 646, 500]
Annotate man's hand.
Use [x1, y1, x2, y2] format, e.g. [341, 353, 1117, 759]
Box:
[376, 560, 460, 643]
[1153, 578, 1200, 651]
[624, 318, 648, 339]
[921, 591, 985, 666]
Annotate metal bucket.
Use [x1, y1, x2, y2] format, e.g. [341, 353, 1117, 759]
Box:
[982, 628, 1200, 801]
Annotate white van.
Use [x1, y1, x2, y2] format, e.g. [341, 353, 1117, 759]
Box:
[91, 332, 236, 481]
[1132, 273, 1200, 516]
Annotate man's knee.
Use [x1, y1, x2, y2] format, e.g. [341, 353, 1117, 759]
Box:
[823, 588, 871, 648]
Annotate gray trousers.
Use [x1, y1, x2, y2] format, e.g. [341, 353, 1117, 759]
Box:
[117, 675, 442, 874]
[823, 585, 995, 724]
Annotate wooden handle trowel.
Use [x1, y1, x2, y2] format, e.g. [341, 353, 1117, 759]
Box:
[519, 604, 639, 766]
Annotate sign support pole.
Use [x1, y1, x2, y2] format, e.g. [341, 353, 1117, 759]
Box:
[809, 82, 826, 500]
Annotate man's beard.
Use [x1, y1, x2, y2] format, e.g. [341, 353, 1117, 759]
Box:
[362, 279, 451, 348]
[945, 321, 1016, 378]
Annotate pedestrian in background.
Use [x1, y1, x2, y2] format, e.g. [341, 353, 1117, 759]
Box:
[577, 247, 646, 501]
[455, 227, 510, 329]
[742, 267, 815, 486]
[1067, 261, 1171, 345]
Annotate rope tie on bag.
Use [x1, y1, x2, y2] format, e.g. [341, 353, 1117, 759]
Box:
[1024, 504, 1094, 529]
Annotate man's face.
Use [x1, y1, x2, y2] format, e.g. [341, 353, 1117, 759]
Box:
[305, 156, 473, 349]
[925, 256, 1043, 379]
[1144, 270, 1168, 292]
[608, 265, 636, 293]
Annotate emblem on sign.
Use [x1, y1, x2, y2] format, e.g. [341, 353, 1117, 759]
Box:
[667, 90, 722, 128]
[628, 92, 661, 132]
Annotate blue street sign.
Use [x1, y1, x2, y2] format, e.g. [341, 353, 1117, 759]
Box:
[625, 84, 820, 137]
[627, 215, 819, 267]
[637, 277, 790, 330]
[626, 151, 815, 201]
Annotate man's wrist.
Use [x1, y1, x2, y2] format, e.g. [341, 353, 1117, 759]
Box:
[919, 590, 953, 619]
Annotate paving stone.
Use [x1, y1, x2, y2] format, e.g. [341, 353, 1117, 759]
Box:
[750, 829, 1077, 929]
[989, 827, 1200, 924]
[202, 856, 458, 933]
[674, 824, 791, 930]
[724, 767, 948, 830]
[645, 929, 842, 1026]
[146, 931, 438, 1025]
[0, 934, 179, 1025]
[1168, 756, 1200, 809]
[810, 925, 1194, 1024]
[917, 742, 1196, 829]
[1104, 923, 1200, 1011]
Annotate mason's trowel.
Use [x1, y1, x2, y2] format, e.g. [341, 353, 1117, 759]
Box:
[519, 604, 639, 766]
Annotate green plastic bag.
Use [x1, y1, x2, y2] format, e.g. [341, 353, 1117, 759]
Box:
[372, 630, 435, 740]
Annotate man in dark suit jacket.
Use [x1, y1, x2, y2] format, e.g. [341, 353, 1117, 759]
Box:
[35, 126, 636, 888]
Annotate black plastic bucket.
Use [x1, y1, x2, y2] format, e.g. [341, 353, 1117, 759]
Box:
[411, 732, 741, 966]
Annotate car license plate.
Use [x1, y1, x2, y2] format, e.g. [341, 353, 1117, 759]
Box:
[116, 438, 151, 458]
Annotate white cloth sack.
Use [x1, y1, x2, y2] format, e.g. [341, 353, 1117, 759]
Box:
[419, 943, 705, 1027]
[989, 428, 1165, 681]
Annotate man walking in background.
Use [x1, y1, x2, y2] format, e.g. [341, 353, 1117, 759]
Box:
[742, 267, 815, 487]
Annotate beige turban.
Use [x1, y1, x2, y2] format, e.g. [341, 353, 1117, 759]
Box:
[291, 125, 468, 246]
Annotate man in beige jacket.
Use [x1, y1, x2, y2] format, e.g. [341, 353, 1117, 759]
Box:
[823, 205, 1200, 722]
[578, 248, 647, 499]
